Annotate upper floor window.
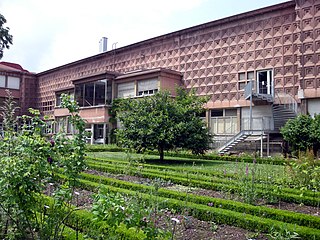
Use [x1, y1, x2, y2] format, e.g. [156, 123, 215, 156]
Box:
[238, 71, 254, 90]
[117, 82, 135, 98]
[75, 79, 112, 107]
[137, 79, 158, 96]
[56, 91, 74, 107]
[0, 75, 20, 90]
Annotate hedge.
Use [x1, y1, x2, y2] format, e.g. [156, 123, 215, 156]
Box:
[72, 176, 320, 240]
[67, 172, 320, 230]
[85, 160, 320, 205]
[85, 145, 287, 165]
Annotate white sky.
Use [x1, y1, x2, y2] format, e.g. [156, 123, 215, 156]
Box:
[0, 0, 288, 73]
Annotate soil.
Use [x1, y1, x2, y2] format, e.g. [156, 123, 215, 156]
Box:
[77, 169, 320, 239]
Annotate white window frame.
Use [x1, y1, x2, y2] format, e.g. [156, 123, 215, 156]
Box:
[257, 69, 273, 96]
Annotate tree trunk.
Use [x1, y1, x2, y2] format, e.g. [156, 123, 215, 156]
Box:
[159, 146, 164, 161]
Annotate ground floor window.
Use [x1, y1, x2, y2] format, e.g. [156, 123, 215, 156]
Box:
[210, 108, 238, 134]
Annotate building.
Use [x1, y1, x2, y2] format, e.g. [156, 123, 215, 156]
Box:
[1, 0, 320, 154]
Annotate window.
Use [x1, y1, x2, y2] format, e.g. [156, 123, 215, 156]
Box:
[0, 75, 5, 88]
[238, 71, 255, 90]
[7, 77, 20, 89]
[117, 82, 135, 98]
[56, 91, 74, 107]
[75, 79, 112, 107]
[257, 69, 273, 95]
[210, 108, 238, 134]
[137, 79, 158, 96]
[0, 75, 20, 89]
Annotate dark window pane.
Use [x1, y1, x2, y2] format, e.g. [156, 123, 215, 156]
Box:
[95, 80, 106, 105]
[84, 83, 94, 106]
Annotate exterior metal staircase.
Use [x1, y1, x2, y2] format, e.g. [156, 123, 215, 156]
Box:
[216, 81, 298, 154]
[217, 130, 253, 154]
[272, 93, 298, 131]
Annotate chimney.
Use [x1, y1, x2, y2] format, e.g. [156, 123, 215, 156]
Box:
[99, 37, 108, 53]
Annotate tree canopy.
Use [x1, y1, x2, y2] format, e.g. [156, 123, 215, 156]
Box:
[280, 114, 320, 156]
[113, 88, 212, 160]
[0, 14, 13, 60]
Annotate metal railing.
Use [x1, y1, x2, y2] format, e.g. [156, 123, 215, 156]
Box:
[213, 117, 272, 149]
[273, 91, 298, 114]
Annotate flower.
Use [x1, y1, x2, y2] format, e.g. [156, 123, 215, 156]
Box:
[171, 217, 180, 224]
[207, 202, 213, 207]
[50, 139, 55, 147]
[47, 157, 53, 164]
[245, 164, 249, 176]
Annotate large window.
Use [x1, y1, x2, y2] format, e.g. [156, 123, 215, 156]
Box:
[117, 82, 135, 98]
[0, 75, 20, 89]
[210, 108, 238, 134]
[137, 79, 158, 96]
[75, 79, 112, 107]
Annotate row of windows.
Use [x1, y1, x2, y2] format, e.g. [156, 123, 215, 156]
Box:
[0, 75, 20, 90]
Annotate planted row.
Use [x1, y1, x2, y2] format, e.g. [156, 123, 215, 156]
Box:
[72, 174, 320, 240]
[86, 160, 320, 206]
[72, 172, 320, 230]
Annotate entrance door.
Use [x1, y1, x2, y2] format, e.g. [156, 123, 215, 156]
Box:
[257, 70, 273, 95]
[93, 124, 108, 144]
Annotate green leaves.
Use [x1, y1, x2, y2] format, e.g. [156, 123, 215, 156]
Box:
[280, 114, 317, 155]
[114, 88, 211, 160]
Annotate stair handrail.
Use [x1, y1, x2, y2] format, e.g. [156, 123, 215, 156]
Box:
[274, 91, 298, 114]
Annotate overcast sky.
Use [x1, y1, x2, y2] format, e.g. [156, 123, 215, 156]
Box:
[0, 0, 288, 73]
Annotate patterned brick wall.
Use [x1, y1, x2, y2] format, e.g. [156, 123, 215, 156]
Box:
[37, 1, 316, 116]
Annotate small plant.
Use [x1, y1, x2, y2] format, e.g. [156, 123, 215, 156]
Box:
[268, 226, 300, 240]
[91, 188, 170, 239]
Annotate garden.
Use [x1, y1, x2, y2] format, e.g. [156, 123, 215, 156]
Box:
[0, 91, 320, 239]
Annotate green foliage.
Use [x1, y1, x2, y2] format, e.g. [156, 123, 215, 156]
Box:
[91, 188, 170, 239]
[0, 91, 86, 239]
[69, 174, 320, 239]
[113, 88, 211, 160]
[268, 225, 300, 240]
[287, 151, 320, 193]
[0, 14, 13, 59]
[280, 114, 317, 155]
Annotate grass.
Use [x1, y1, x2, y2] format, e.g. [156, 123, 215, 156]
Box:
[86, 151, 287, 180]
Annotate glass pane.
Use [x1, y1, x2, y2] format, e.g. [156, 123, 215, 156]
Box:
[0, 75, 5, 87]
[95, 80, 106, 105]
[238, 72, 245, 80]
[117, 82, 135, 98]
[84, 82, 94, 106]
[217, 118, 225, 134]
[247, 71, 254, 80]
[75, 85, 84, 107]
[106, 80, 112, 104]
[7, 77, 20, 89]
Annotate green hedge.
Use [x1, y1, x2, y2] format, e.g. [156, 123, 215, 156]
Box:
[72, 176, 320, 240]
[85, 160, 320, 205]
[73, 172, 320, 230]
[85, 145, 287, 165]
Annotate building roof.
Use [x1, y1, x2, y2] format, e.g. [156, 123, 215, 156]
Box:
[0, 61, 29, 73]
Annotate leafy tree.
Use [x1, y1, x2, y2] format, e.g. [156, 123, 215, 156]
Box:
[0, 14, 13, 59]
[280, 114, 315, 155]
[114, 88, 211, 161]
